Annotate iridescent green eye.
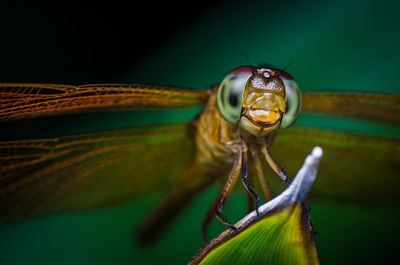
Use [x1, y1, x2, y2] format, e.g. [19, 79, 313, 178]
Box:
[280, 79, 301, 128]
[217, 73, 249, 124]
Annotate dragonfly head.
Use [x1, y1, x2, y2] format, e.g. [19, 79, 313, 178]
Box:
[217, 66, 301, 136]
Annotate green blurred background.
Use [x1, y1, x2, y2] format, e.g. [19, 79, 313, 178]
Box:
[0, 0, 399, 264]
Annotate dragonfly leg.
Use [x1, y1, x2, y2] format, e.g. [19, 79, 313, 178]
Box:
[212, 151, 242, 231]
[250, 147, 272, 201]
[261, 141, 291, 185]
[201, 152, 251, 244]
[246, 173, 256, 213]
[240, 147, 261, 216]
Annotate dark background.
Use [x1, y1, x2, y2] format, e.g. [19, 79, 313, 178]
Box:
[0, 0, 219, 83]
[0, 0, 399, 264]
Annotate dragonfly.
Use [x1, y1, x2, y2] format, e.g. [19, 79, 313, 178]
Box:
[0, 65, 399, 245]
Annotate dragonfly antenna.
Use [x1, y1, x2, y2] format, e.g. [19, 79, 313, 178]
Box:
[283, 59, 295, 71]
[244, 56, 257, 76]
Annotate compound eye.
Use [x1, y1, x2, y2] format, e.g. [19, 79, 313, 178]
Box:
[217, 73, 248, 124]
[280, 79, 301, 128]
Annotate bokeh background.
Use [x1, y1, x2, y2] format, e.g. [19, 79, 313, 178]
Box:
[0, 0, 399, 264]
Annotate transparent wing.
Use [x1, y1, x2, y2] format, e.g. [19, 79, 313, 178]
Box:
[302, 92, 400, 124]
[0, 83, 208, 121]
[270, 126, 400, 203]
[0, 123, 195, 222]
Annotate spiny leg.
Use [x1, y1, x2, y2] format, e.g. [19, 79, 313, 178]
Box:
[240, 146, 261, 216]
[250, 147, 272, 201]
[214, 151, 242, 229]
[261, 140, 291, 185]
[202, 151, 242, 243]
[246, 170, 256, 213]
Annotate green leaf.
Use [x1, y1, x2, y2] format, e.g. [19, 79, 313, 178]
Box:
[191, 147, 323, 265]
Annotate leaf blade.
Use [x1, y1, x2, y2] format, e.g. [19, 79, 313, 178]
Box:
[199, 204, 319, 265]
[192, 147, 323, 265]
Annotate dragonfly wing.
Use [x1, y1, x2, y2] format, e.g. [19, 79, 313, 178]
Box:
[0, 123, 197, 222]
[302, 92, 400, 124]
[270, 126, 400, 203]
[0, 83, 208, 121]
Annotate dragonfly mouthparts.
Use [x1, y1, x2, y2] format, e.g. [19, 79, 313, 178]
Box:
[248, 109, 281, 124]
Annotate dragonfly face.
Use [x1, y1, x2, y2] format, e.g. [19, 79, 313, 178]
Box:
[217, 66, 301, 136]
